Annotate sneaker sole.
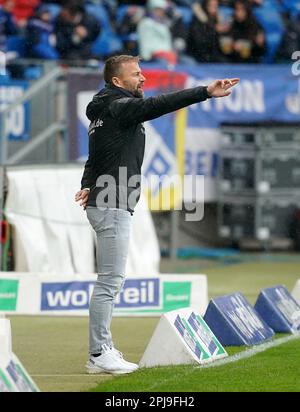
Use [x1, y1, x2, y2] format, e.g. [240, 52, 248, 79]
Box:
[86, 365, 137, 375]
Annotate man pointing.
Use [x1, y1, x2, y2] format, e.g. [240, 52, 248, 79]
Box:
[76, 54, 239, 375]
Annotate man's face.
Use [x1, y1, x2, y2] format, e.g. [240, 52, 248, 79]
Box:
[235, 3, 247, 22]
[113, 61, 146, 98]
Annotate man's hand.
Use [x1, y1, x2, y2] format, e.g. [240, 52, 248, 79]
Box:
[75, 25, 88, 39]
[207, 78, 240, 98]
[75, 189, 90, 210]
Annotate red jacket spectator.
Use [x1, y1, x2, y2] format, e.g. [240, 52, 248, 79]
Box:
[0, 0, 40, 24]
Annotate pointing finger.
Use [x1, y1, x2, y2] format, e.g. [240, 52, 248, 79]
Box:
[229, 78, 240, 85]
[225, 78, 240, 89]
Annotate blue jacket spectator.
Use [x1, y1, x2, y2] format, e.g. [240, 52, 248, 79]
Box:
[0, 0, 17, 51]
[26, 6, 58, 59]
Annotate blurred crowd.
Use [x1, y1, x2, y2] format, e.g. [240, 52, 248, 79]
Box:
[0, 0, 299, 65]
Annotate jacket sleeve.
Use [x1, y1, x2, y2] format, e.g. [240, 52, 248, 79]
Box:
[80, 156, 96, 190]
[109, 86, 210, 127]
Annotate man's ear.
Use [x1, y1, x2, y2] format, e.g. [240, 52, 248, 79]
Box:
[112, 76, 122, 87]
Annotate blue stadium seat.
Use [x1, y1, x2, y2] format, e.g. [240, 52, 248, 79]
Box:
[0, 73, 10, 80]
[85, 3, 112, 32]
[176, 6, 193, 27]
[43, 3, 61, 22]
[282, 0, 300, 16]
[6, 35, 26, 57]
[264, 31, 283, 63]
[116, 5, 132, 24]
[87, 3, 122, 57]
[253, 6, 284, 62]
[24, 66, 43, 80]
[262, 0, 284, 12]
[91, 30, 122, 58]
[219, 5, 233, 23]
[254, 7, 283, 33]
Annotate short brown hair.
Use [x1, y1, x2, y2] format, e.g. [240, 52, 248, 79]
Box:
[103, 55, 140, 85]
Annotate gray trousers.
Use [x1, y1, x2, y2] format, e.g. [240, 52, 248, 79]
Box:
[86, 206, 131, 354]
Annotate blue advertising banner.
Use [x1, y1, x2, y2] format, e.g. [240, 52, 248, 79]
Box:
[0, 80, 30, 141]
[181, 64, 300, 200]
[114, 278, 160, 309]
[41, 281, 94, 311]
[204, 292, 274, 346]
[41, 278, 161, 312]
[255, 285, 300, 333]
[180, 64, 300, 127]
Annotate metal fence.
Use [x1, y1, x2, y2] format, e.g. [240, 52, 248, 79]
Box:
[0, 62, 68, 166]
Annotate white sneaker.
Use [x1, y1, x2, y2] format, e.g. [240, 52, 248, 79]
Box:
[111, 347, 139, 371]
[86, 344, 138, 375]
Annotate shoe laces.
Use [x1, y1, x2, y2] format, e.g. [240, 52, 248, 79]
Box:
[101, 344, 123, 359]
[100, 344, 111, 354]
[112, 347, 124, 359]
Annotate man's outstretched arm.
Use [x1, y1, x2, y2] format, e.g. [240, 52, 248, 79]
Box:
[110, 78, 240, 127]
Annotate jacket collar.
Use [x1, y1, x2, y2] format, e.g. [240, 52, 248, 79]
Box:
[105, 84, 135, 98]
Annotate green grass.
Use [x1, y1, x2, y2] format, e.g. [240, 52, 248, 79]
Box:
[8, 256, 300, 392]
[10, 317, 157, 392]
[90, 338, 300, 392]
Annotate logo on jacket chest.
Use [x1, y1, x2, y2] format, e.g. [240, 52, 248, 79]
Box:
[89, 118, 104, 135]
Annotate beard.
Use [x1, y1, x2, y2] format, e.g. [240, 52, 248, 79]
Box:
[132, 86, 144, 98]
[123, 81, 144, 98]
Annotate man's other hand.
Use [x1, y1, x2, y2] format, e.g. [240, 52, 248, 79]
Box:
[75, 189, 90, 210]
[207, 78, 240, 98]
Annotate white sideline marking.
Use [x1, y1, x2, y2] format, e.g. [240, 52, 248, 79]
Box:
[148, 333, 300, 390]
[199, 333, 300, 370]
[31, 374, 108, 377]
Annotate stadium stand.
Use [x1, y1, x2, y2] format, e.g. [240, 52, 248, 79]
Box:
[1, 0, 298, 65]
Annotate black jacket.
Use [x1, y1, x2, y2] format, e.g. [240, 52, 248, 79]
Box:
[187, 16, 224, 63]
[81, 83, 210, 213]
[55, 10, 100, 60]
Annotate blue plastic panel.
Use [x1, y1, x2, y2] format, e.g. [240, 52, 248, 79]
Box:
[255, 285, 300, 333]
[204, 293, 274, 346]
